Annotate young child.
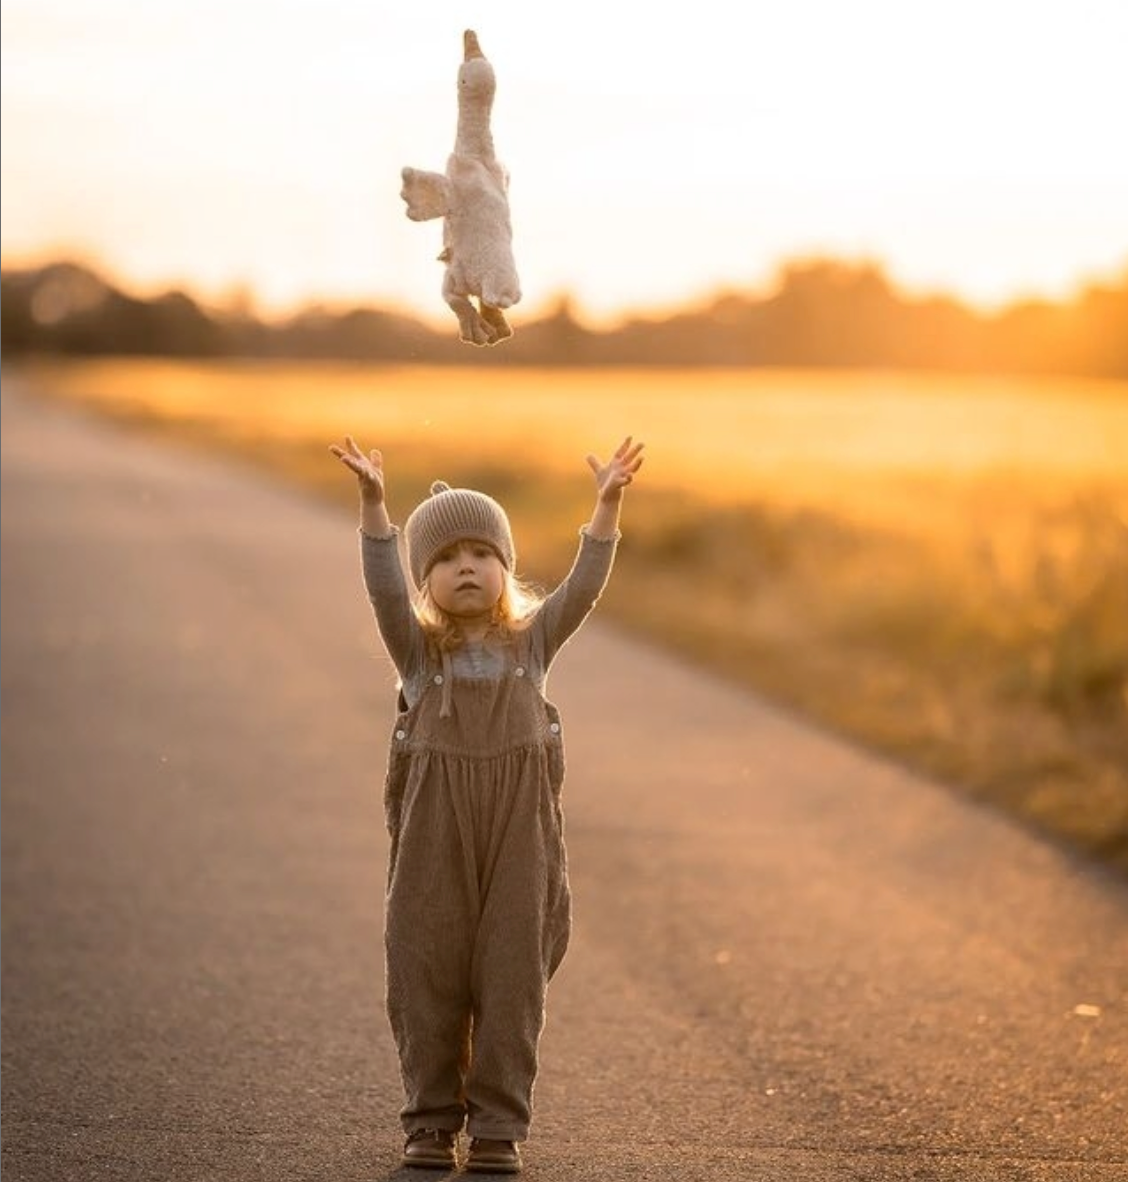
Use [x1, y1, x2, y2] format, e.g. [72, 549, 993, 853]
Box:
[329, 434, 644, 1174]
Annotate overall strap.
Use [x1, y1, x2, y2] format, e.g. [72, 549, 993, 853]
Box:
[515, 627, 533, 673]
[438, 648, 454, 718]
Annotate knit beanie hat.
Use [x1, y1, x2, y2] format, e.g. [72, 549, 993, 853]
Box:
[404, 480, 515, 587]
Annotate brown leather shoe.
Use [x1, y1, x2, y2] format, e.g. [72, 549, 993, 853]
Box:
[466, 1138, 522, 1174]
[402, 1127, 457, 1169]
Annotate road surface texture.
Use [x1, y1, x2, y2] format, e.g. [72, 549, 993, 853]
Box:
[2, 376, 1126, 1182]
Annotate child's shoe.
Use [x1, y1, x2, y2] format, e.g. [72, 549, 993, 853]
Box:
[402, 1127, 457, 1169]
[466, 1138, 521, 1174]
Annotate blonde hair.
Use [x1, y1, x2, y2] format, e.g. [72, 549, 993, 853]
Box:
[415, 562, 543, 653]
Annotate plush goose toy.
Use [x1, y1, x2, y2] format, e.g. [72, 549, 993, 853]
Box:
[400, 29, 521, 346]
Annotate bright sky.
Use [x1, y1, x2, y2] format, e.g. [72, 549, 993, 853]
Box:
[2, 1, 1127, 326]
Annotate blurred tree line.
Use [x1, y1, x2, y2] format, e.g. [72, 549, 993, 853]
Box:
[2, 257, 1126, 377]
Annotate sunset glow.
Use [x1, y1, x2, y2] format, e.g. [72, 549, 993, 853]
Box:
[3, 1, 1127, 324]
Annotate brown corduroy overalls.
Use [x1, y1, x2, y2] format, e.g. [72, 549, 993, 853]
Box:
[383, 638, 572, 1141]
[360, 526, 617, 1141]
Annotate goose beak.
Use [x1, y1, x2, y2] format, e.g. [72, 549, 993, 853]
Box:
[463, 29, 484, 61]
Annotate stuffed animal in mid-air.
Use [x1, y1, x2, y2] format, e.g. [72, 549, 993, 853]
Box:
[400, 29, 521, 346]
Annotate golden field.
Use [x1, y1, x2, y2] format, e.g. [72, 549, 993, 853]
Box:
[8, 358, 1128, 871]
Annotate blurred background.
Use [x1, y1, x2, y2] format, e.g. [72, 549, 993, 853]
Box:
[3, 0, 1127, 871]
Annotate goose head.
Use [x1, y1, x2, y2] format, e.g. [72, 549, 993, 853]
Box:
[458, 29, 496, 108]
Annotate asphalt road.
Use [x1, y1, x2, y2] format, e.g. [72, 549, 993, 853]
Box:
[2, 376, 1126, 1182]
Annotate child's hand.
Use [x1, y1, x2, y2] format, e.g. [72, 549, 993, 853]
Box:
[329, 436, 385, 503]
[586, 436, 645, 503]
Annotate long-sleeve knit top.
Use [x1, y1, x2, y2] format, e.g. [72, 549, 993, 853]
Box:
[361, 527, 618, 707]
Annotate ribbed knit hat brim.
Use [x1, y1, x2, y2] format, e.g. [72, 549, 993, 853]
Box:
[404, 481, 515, 587]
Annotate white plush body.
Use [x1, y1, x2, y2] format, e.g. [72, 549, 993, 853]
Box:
[401, 30, 521, 346]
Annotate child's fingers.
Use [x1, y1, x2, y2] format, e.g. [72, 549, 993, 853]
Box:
[610, 454, 643, 477]
[331, 448, 361, 472]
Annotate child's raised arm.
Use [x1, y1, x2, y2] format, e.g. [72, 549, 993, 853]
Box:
[329, 436, 394, 538]
[585, 436, 645, 539]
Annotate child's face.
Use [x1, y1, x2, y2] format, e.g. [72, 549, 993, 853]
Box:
[427, 540, 506, 621]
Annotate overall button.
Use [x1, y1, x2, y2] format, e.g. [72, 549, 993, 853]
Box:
[395, 729, 407, 741]
[433, 673, 444, 685]
[549, 722, 561, 734]
[514, 665, 526, 677]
